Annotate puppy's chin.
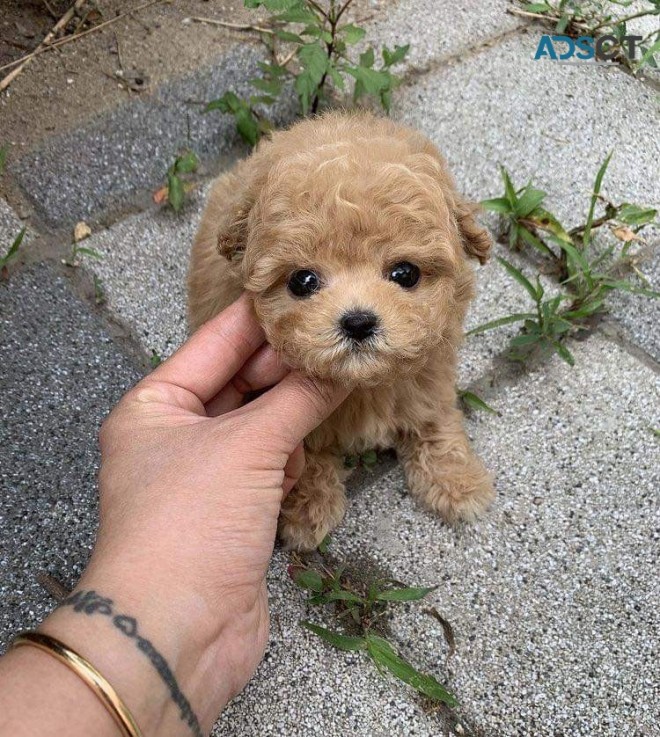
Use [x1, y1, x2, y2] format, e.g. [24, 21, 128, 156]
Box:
[280, 339, 424, 387]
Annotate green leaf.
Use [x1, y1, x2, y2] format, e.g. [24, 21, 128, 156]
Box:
[359, 47, 375, 68]
[459, 390, 498, 415]
[250, 76, 283, 95]
[583, 151, 613, 246]
[500, 167, 518, 208]
[0, 145, 7, 176]
[294, 569, 325, 592]
[481, 196, 512, 214]
[551, 340, 575, 366]
[74, 246, 103, 260]
[324, 590, 365, 604]
[344, 454, 359, 468]
[361, 449, 378, 467]
[346, 66, 391, 99]
[637, 37, 660, 69]
[301, 621, 367, 651]
[602, 280, 660, 299]
[376, 585, 437, 602]
[520, 2, 552, 11]
[515, 186, 546, 217]
[274, 29, 305, 43]
[1, 227, 26, 267]
[235, 108, 260, 146]
[168, 173, 184, 212]
[497, 256, 542, 301]
[466, 312, 536, 336]
[366, 634, 458, 706]
[205, 91, 242, 114]
[518, 225, 556, 259]
[616, 203, 657, 227]
[565, 243, 595, 278]
[295, 43, 329, 114]
[338, 23, 366, 44]
[174, 151, 199, 174]
[382, 44, 410, 67]
[327, 64, 345, 90]
[317, 534, 331, 554]
[510, 333, 542, 348]
[525, 207, 572, 245]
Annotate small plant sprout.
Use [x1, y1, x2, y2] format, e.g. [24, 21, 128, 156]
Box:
[93, 275, 106, 305]
[155, 151, 200, 213]
[458, 390, 498, 415]
[64, 222, 101, 268]
[149, 349, 162, 369]
[514, 1, 660, 73]
[344, 448, 379, 470]
[205, 0, 410, 146]
[0, 227, 26, 278]
[289, 561, 457, 706]
[476, 155, 659, 365]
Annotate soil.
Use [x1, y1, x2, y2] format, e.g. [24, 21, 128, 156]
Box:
[0, 0, 382, 155]
[0, 0, 263, 153]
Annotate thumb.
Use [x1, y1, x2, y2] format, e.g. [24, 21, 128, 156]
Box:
[247, 371, 351, 450]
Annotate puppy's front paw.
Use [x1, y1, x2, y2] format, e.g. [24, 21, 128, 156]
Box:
[278, 486, 346, 551]
[405, 447, 494, 524]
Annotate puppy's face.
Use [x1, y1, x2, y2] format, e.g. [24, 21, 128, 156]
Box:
[228, 137, 489, 385]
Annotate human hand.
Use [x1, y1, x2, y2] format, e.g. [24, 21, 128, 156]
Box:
[37, 295, 349, 735]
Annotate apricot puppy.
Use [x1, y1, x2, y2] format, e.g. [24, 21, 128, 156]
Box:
[188, 111, 494, 550]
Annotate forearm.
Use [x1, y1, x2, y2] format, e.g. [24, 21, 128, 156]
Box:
[0, 561, 239, 737]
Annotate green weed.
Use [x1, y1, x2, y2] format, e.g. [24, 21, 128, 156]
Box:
[158, 151, 199, 213]
[290, 559, 457, 706]
[475, 156, 659, 364]
[205, 0, 409, 146]
[0, 227, 26, 276]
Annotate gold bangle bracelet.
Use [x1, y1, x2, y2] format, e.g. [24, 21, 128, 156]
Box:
[11, 631, 143, 737]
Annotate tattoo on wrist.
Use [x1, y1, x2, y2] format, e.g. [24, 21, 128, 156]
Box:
[60, 590, 204, 737]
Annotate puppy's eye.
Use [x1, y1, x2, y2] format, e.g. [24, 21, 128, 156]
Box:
[287, 269, 321, 298]
[388, 261, 420, 289]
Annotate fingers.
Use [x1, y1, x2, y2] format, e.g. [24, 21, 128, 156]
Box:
[282, 443, 305, 497]
[205, 345, 289, 417]
[247, 372, 351, 452]
[150, 296, 265, 404]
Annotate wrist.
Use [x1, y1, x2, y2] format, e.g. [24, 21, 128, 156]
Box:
[39, 562, 241, 737]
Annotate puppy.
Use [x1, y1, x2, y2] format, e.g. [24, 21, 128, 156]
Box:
[188, 111, 494, 550]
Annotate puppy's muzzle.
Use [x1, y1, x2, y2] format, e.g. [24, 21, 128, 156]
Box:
[340, 309, 380, 342]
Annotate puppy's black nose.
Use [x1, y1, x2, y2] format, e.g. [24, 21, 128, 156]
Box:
[340, 310, 379, 342]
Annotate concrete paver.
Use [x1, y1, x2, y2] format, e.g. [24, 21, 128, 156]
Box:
[211, 334, 659, 737]
[368, 0, 521, 70]
[393, 32, 660, 359]
[0, 263, 141, 643]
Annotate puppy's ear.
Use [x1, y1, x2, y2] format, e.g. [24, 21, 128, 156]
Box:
[216, 196, 251, 262]
[453, 197, 492, 265]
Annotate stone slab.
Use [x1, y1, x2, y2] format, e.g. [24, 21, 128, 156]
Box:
[9, 43, 295, 228]
[394, 32, 660, 359]
[0, 263, 142, 645]
[212, 334, 659, 737]
[368, 0, 521, 70]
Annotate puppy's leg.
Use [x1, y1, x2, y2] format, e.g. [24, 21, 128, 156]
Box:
[398, 407, 494, 523]
[279, 451, 346, 551]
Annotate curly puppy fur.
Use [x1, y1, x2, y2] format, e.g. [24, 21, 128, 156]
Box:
[188, 111, 494, 550]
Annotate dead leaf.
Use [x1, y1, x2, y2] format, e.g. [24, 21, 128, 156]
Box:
[153, 185, 169, 205]
[73, 221, 92, 242]
[612, 225, 640, 243]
